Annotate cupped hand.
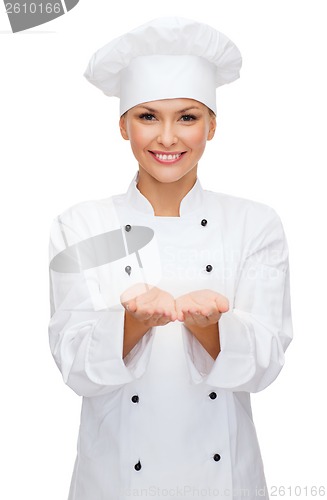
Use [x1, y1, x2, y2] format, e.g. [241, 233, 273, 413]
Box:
[175, 289, 229, 328]
[120, 283, 177, 328]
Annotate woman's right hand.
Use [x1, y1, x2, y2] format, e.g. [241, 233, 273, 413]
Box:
[120, 283, 177, 328]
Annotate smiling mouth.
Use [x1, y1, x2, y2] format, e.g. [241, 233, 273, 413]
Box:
[149, 151, 186, 163]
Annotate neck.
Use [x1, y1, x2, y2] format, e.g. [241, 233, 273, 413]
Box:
[136, 166, 198, 217]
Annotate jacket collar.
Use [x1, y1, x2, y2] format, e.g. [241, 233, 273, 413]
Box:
[125, 170, 205, 216]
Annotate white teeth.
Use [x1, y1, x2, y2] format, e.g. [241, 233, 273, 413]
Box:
[155, 153, 182, 161]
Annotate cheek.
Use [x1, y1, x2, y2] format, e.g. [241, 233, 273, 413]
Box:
[181, 126, 208, 150]
[129, 125, 152, 150]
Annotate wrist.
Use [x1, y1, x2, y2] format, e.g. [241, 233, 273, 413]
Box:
[184, 320, 218, 335]
[123, 310, 152, 358]
[124, 309, 150, 333]
[184, 321, 220, 360]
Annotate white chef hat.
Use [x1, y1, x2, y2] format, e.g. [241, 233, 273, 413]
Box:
[84, 17, 242, 116]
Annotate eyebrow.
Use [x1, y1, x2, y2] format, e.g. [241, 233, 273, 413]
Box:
[137, 105, 201, 113]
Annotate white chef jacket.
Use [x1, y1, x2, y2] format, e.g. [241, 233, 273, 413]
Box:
[48, 170, 293, 500]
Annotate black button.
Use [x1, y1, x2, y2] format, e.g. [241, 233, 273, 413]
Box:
[134, 460, 142, 471]
[125, 265, 132, 275]
[209, 392, 217, 400]
[125, 224, 132, 232]
[206, 264, 213, 272]
[131, 395, 139, 403]
[213, 454, 221, 462]
[201, 219, 208, 226]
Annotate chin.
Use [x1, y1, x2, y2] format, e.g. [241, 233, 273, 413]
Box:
[153, 171, 190, 184]
[140, 164, 196, 183]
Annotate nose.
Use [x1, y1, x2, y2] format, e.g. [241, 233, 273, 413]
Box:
[156, 122, 178, 148]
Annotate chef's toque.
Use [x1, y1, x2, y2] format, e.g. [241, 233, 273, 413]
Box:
[83, 16, 242, 116]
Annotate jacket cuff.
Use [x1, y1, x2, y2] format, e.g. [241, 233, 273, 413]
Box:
[123, 325, 155, 377]
[85, 305, 155, 386]
[205, 309, 256, 389]
[182, 309, 256, 389]
[181, 322, 215, 383]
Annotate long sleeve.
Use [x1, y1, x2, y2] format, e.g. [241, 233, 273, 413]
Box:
[182, 207, 293, 393]
[48, 209, 155, 397]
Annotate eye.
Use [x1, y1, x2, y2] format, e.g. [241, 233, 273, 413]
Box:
[139, 113, 156, 121]
[180, 114, 197, 122]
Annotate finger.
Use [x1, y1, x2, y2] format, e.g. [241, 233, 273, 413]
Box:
[164, 309, 177, 322]
[184, 310, 198, 325]
[188, 311, 206, 326]
[158, 315, 172, 326]
[215, 295, 229, 313]
[150, 308, 171, 323]
[149, 314, 162, 326]
[177, 310, 184, 322]
[206, 311, 220, 324]
[199, 307, 213, 317]
[189, 307, 209, 318]
[191, 308, 219, 326]
[123, 300, 137, 313]
[174, 303, 184, 322]
[188, 307, 198, 315]
[170, 310, 178, 322]
[202, 301, 221, 319]
[180, 312, 193, 324]
[147, 307, 167, 322]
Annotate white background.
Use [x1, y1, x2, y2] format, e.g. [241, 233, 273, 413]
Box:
[0, 0, 326, 498]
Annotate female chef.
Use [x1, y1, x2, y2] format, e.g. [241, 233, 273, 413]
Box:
[48, 17, 293, 500]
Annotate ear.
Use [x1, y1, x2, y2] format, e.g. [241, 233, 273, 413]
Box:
[119, 115, 129, 140]
[207, 115, 216, 141]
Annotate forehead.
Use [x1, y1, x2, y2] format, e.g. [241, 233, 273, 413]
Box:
[132, 98, 206, 112]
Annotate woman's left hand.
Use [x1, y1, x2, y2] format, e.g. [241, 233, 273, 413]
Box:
[175, 289, 229, 327]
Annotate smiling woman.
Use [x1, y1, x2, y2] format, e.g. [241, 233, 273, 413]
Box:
[119, 98, 216, 215]
[48, 16, 293, 500]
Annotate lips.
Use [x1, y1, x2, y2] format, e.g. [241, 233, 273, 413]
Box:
[149, 151, 186, 164]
